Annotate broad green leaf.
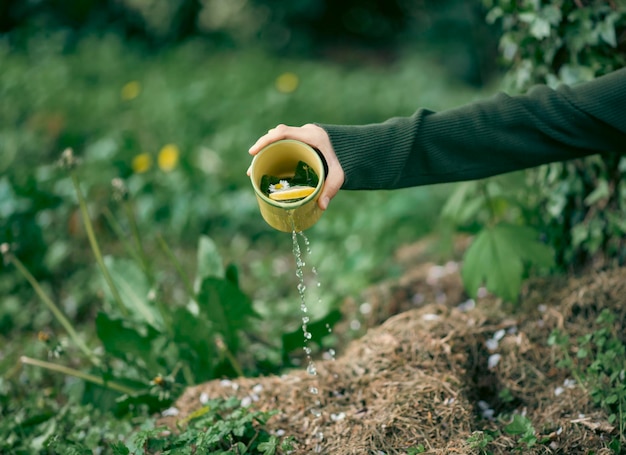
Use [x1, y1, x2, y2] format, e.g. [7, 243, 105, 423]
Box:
[170, 307, 216, 381]
[504, 414, 534, 436]
[281, 309, 342, 360]
[440, 182, 481, 224]
[196, 277, 259, 354]
[530, 17, 551, 39]
[95, 312, 160, 366]
[462, 223, 554, 302]
[598, 13, 618, 47]
[584, 179, 610, 206]
[195, 236, 224, 290]
[103, 256, 163, 329]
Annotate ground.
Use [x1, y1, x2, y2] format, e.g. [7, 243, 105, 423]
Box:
[160, 237, 625, 454]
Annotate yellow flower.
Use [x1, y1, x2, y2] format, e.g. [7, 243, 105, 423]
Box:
[275, 72, 299, 93]
[158, 144, 180, 172]
[132, 153, 152, 174]
[121, 81, 141, 100]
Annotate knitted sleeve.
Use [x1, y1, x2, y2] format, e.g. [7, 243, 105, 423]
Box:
[318, 68, 626, 190]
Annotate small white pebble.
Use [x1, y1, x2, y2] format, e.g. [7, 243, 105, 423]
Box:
[251, 393, 260, 402]
[422, 313, 441, 321]
[275, 429, 286, 437]
[350, 319, 361, 331]
[493, 329, 506, 341]
[359, 302, 372, 315]
[161, 407, 179, 417]
[564, 378, 576, 388]
[241, 396, 252, 407]
[330, 412, 346, 422]
[488, 354, 501, 370]
[477, 287, 488, 298]
[199, 392, 209, 404]
[457, 299, 476, 312]
[486, 338, 499, 351]
[477, 400, 490, 411]
[220, 379, 232, 387]
[554, 386, 564, 397]
[538, 304, 547, 313]
[252, 384, 263, 394]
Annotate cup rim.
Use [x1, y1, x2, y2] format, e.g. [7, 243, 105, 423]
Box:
[250, 139, 325, 209]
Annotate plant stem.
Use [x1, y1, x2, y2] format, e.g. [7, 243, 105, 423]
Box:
[102, 207, 144, 267]
[480, 181, 497, 224]
[8, 254, 99, 366]
[222, 345, 245, 378]
[123, 200, 154, 283]
[20, 356, 136, 396]
[70, 171, 128, 317]
[156, 233, 195, 297]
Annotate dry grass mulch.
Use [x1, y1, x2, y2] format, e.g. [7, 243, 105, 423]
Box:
[160, 260, 626, 454]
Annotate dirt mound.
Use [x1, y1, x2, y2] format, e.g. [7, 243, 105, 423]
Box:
[160, 264, 626, 454]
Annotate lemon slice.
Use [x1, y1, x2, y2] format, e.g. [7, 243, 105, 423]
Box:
[269, 185, 316, 201]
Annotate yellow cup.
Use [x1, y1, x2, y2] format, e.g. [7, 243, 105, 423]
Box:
[250, 139, 326, 232]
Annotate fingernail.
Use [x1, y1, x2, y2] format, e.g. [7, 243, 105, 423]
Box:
[321, 196, 329, 210]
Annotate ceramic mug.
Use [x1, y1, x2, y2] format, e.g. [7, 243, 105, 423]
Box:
[249, 139, 327, 232]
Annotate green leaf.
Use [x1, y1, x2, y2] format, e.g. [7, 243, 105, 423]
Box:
[95, 312, 160, 365]
[462, 223, 554, 302]
[504, 414, 534, 436]
[170, 307, 216, 381]
[196, 277, 259, 354]
[440, 182, 481, 224]
[258, 435, 279, 455]
[103, 257, 163, 329]
[109, 442, 130, 455]
[281, 309, 342, 359]
[584, 179, 609, 206]
[196, 235, 224, 285]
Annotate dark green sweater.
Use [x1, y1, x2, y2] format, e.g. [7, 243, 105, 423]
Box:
[319, 68, 626, 190]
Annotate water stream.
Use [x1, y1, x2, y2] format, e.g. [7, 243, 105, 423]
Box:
[290, 221, 337, 451]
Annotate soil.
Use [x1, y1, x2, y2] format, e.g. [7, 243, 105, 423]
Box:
[160, 237, 626, 454]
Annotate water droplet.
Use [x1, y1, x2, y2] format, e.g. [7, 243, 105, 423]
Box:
[297, 283, 307, 293]
[307, 363, 317, 376]
[304, 332, 312, 340]
[302, 316, 310, 324]
[309, 387, 318, 395]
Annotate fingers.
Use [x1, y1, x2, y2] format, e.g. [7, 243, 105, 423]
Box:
[248, 123, 345, 210]
[318, 171, 343, 210]
[248, 124, 326, 155]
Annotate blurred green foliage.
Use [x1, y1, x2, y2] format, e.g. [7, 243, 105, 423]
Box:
[441, 0, 626, 303]
[484, 0, 626, 269]
[0, 21, 483, 452]
[1, 0, 499, 85]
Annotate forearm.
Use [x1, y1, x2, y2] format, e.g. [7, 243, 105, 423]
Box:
[320, 68, 626, 190]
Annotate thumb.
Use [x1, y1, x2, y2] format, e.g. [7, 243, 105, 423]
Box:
[318, 173, 343, 210]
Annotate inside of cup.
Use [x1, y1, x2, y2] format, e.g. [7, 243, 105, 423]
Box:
[251, 140, 325, 206]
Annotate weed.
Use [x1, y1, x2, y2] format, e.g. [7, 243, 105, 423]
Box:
[549, 309, 626, 452]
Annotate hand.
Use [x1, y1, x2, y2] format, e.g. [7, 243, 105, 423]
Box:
[248, 124, 344, 210]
